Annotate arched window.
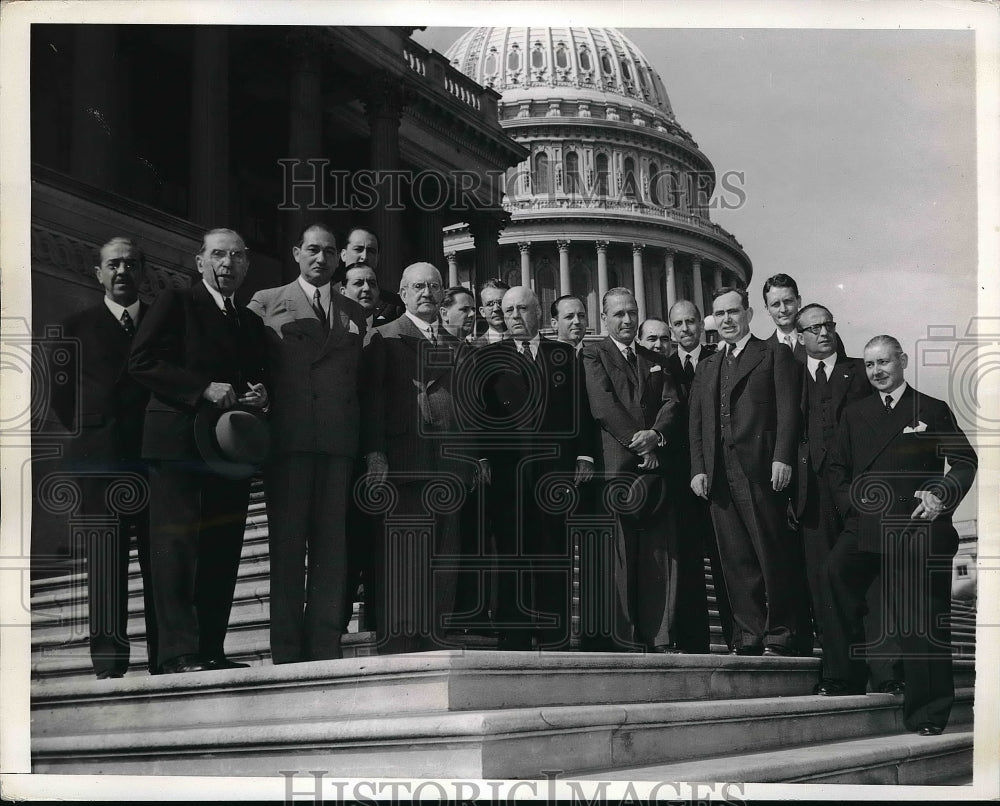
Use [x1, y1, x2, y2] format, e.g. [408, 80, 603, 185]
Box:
[648, 161, 660, 206]
[564, 151, 580, 195]
[507, 45, 521, 72]
[533, 152, 551, 195]
[595, 153, 609, 197]
[484, 50, 498, 75]
[620, 60, 631, 81]
[600, 51, 613, 75]
[623, 157, 638, 199]
[579, 48, 592, 71]
[555, 44, 569, 69]
[531, 44, 545, 70]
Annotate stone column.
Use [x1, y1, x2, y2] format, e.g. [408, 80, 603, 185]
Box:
[71, 26, 122, 192]
[445, 252, 459, 288]
[714, 264, 724, 290]
[283, 35, 322, 279]
[632, 243, 646, 323]
[557, 240, 572, 295]
[595, 241, 609, 334]
[664, 249, 677, 315]
[518, 241, 532, 288]
[364, 74, 405, 293]
[418, 208, 445, 273]
[469, 211, 508, 294]
[691, 255, 705, 323]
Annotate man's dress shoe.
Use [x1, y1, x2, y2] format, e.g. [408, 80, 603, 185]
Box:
[876, 680, 905, 696]
[160, 655, 212, 674]
[205, 656, 250, 670]
[813, 679, 863, 696]
[730, 645, 764, 656]
[650, 644, 684, 654]
[917, 725, 944, 736]
[763, 645, 797, 657]
[95, 670, 125, 680]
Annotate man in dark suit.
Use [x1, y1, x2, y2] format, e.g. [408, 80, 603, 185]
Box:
[551, 294, 588, 352]
[816, 336, 976, 736]
[791, 304, 871, 652]
[129, 228, 269, 674]
[248, 223, 371, 663]
[470, 279, 511, 348]
[339, 262, 404, 335]
[51, 236, 157, 678]
[582, 288, 685, 652]
[364, 262, 473, 653]
[656, 302, 734, 654]
[338, 227, 404, 325]
[471, 286, 594, 649]
[689, 286, 804, 656]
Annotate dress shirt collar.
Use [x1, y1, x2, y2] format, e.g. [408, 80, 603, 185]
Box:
[880, 381, 908, 409]
[677, 343, 704, 366]
[405, 310, 438, 340]
[774, 329, 798, 350]
[610, 336, 636, 357]
[297, 277, 331, 308]
[103, 296, 141, 325]
[807, 353, 837, 381]
[485, 327, 507, 344]
[201, 278, 233, 311]
[723, 332, 753, 357]
[515, 334, 541, 359]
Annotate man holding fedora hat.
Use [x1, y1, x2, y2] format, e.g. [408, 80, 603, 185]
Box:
[582, 288, 685, 653]
[130, 227, 270, 674]
[248, 222, 373, 664]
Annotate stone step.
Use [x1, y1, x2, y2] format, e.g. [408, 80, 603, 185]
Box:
[574, 724, 975, 785]
[30, 666, 974, 778]
[30, 652, 825, 738]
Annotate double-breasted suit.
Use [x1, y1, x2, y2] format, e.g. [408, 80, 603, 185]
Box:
[52, 301, 157, 676]
[821, 386, 976, 729]
[129, 282, 268, 668]
[364, 315, 473, 652]
[664, 342, 733, 653]
[689, 335, 804, 652]
[583, 337, 684, 650]
[793, 355, 871, 637]
[247, 281, 371, 662]
[472, 337, 593, 648]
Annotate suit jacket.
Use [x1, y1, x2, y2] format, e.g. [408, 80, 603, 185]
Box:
[793, 355, 871, 517]
[689, 335, 802, 487]
[52, 301, 150, 468]
[767, 330, 847, 364]
[365, 314, 471, 483]
[665, 343, 718, 406]
[248, 281, 372, 457]
[582, 337, 683, 477]
[372, 290, 405, 326]
[129, 283, 269, 463]
[827, 386, 977, 554]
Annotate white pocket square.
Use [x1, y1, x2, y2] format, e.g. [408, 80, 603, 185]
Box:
[348, 320, 360, 334]
[903, 421, 928, 433]
[649, 365, 662, 373]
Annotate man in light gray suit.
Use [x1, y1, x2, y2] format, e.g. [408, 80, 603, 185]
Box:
[248, 223, 373, 664]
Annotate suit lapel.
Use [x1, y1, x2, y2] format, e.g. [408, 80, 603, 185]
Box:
[829, 356, 856, 414]
[284, 282, 330, 350]
[603, 338, 638, 397]
[193, 282, 237, 355]
[727, 338, 765, 392]
[856, 386, 920, 472]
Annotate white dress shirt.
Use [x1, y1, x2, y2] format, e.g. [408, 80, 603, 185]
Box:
[103, 297, 141, 328]
[880, 381, 909, 409]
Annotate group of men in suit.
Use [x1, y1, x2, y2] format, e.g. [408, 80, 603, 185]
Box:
[57, 233, 976, 735]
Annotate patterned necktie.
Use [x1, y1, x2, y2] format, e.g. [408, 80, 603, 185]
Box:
[120, 310, 136, 338]
[223, 296, 240, 329]
[428, 324, 438, 346]
[683, 354, 695, 383]
[624, 345, 637, 371]
[884, 394, 893, 414]
[313, 289, 328, 332]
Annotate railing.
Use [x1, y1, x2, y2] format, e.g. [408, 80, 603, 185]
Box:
[403, 40, 487, 115]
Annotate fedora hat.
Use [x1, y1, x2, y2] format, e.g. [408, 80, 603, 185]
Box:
[620, 473, 670, 524]
[194, 404, 271, 479]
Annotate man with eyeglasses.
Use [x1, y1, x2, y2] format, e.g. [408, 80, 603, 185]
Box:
[130, 228, 269, 674]
[791, 304, 871, 656]
[470, 278, 511, 348]
[364, 262, 472, 653]
[688, 286, 804, 657]
[50, 236, 158, 678]
[247, 223, 373, 663]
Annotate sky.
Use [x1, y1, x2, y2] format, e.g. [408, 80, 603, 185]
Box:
[412, 20, 984, 519]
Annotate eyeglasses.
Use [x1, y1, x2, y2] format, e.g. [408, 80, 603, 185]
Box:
[205, 248, 248, 263]
[482, 299, 504, 308]
[103, 259, 141, 272]
[409, 282, 441, 292]
[799, 320, 837, 335]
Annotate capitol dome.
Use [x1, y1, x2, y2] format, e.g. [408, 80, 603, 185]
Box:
[441, 27, 752, 336]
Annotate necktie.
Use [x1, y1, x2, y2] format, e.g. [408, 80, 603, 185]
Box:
[120, 310, 136, 338]
[223, 296, 240, 329]
[884, 394, 893, 414]
[624, 345, 637, 371]
[313, 289, 328, 332]
[428, 325, 438, 346]
[784, 335, 795, 350]
[683, 354, 695, 383]
[815, 360, 827, 387]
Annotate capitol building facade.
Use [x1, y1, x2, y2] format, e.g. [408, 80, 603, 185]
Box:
[442, 27, 752, 332]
